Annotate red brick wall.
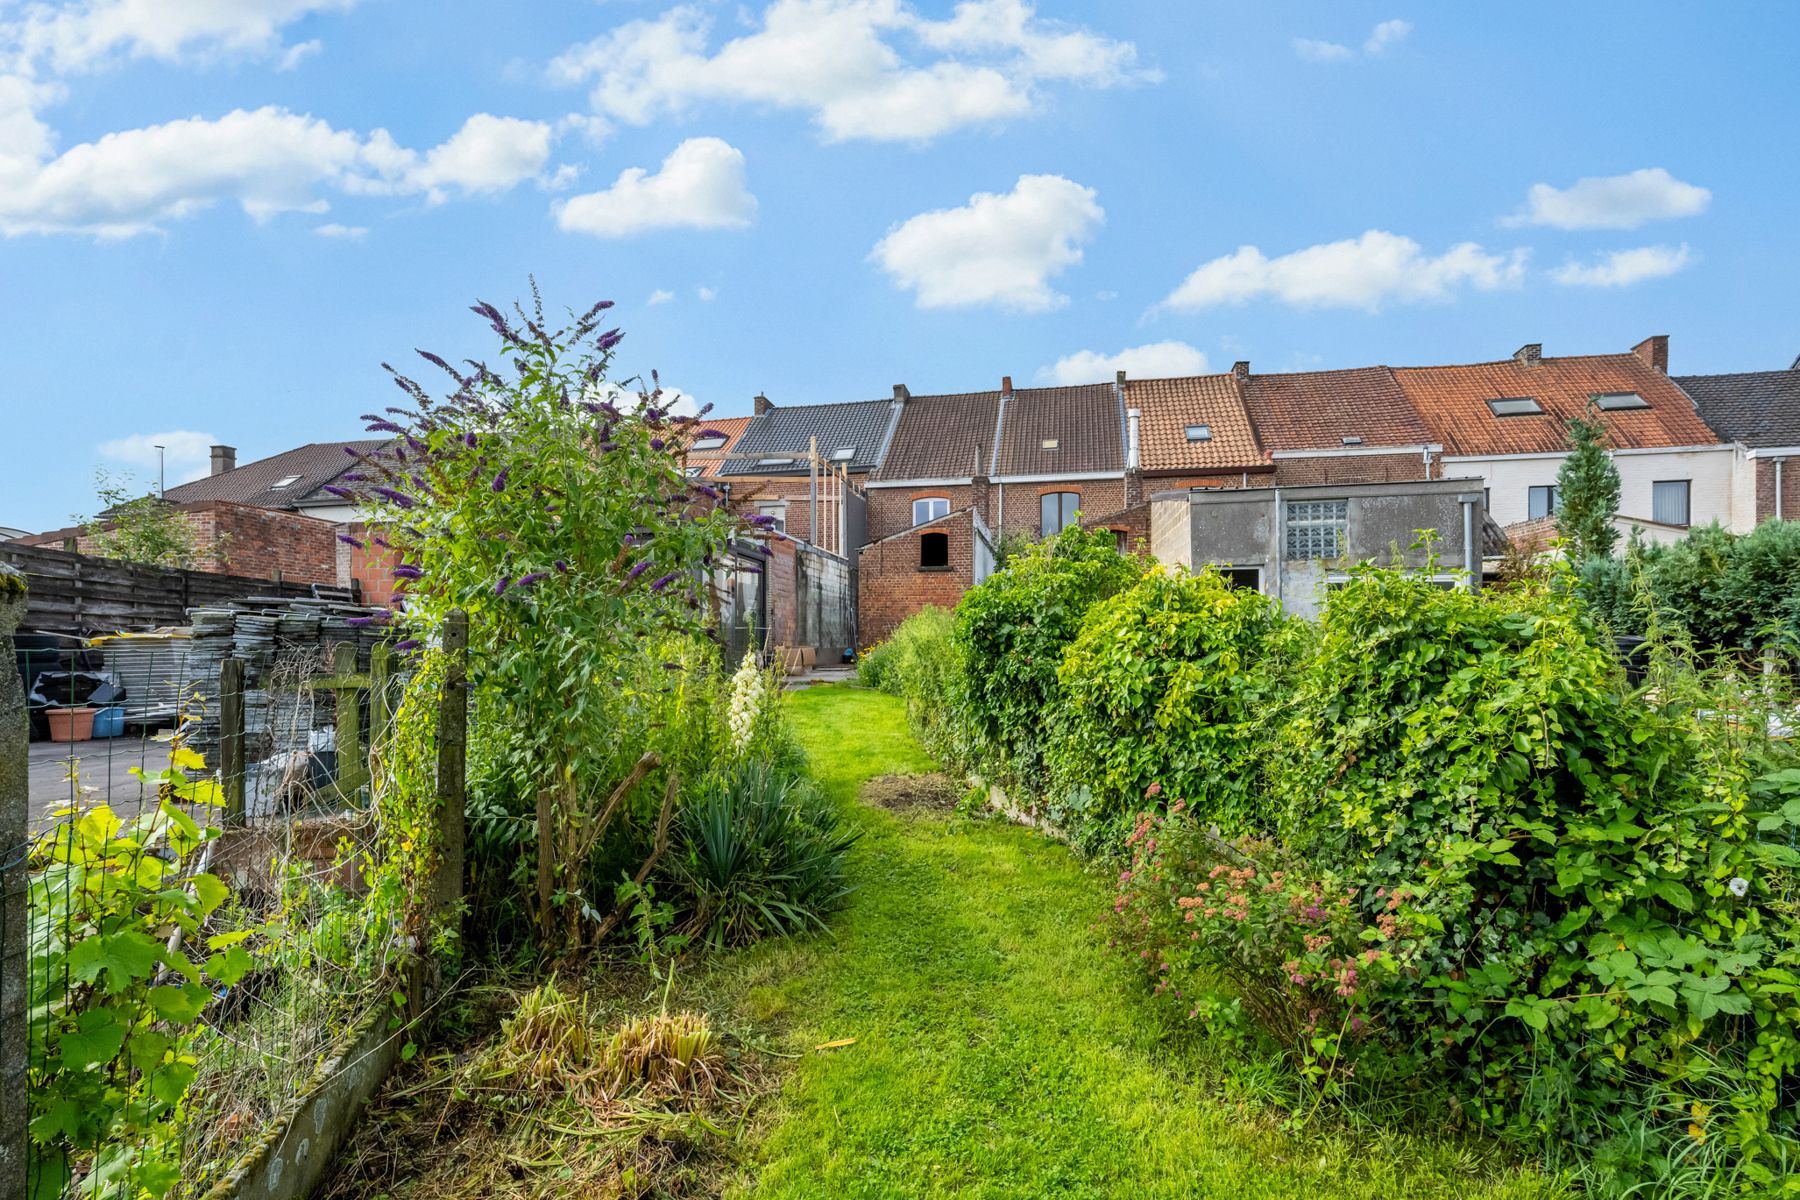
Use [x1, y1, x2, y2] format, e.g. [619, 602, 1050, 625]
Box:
[343, 523, 404, 608]
[857, 510, 979, 645]
[724, 477, 822, 543]
[33, 501, 339, 583]
[1082, 501, 1152, 556]
[1755, 457, 1792, 523]
[991, 478, 1128, 539]
[1270, 452, 1433, 486]
[865, 484, 983, 543]
[765, 538, 799, 649]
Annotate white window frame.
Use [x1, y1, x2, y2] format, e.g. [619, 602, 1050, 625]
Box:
[1652, 479, 1691, 527]
[756, 501, 787, 533]
[911, 497, 950, 527]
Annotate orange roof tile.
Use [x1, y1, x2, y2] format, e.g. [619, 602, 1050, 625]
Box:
[1395, 354, 1720, 456]
[677, 415, 751, 479]
[1125, 375, 1266, 473]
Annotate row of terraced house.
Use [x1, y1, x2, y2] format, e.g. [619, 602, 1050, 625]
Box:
[17, 335, 1800, 655]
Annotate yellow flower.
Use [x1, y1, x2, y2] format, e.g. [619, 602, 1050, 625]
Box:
[1687, 1123, 1706, 1143]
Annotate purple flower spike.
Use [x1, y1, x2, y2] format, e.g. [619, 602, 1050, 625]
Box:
[516, 571, 548, 588]
[662, 662, 682, 670]
[649, 437, 665, 451]
[464, 431, 478, 449]
[491, 467, 509, 492]
[372, 486, 415, 509]
[346, 616, 376, 627]
[338, 534, 366, 549]
[393, 564, 424, 579]
[747, 514, 775, 527]
[343, 472, 366, 483]
[373, 536, 391, 549]
[626, 560, 650, 579]
[553, 559, 569, 573]
[365, 419, 404, 435]
[698, 429, 726, 439]
[393, 639, 421, 651]
[494, 576, 510, 597]
[320, 484, 354, 499]
[650, 572, 678, 592]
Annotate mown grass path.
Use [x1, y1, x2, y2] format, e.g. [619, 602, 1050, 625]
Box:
[728, 685, 1565, 1199]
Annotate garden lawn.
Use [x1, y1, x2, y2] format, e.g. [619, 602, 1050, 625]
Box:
[726, 685, 1566, 1200]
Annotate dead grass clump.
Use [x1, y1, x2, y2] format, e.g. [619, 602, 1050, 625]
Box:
[603, 1011, 720, 1099]
[860, 771, 961, 812]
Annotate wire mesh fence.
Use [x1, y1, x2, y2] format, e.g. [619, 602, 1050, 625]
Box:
[5, 596, 455, 1200]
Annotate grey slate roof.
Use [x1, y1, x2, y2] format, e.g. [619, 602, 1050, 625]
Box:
[162, 440, 390, 509]
[716, 399, 899, 477]
[1676, 362, 1800, 449]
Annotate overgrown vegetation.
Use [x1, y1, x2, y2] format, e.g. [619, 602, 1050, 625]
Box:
[76, 470, 227, 570]
[886, 540, 1800, 1195]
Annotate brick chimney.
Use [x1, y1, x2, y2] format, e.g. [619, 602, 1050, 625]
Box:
[1231, 361, 1250, 380]
[210, 445, 236, 476]
[1001, 375, 1013, 397]
[1513, 343, 1542, 367]
[753, 392, 773, 415]
[1631, 334, 1670, 374]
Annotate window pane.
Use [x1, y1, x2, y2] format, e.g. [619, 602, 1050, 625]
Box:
[1653, 480, 1690, 526]
[1040, 491, 1078, 536]
[1284, 500, 1346, 559]
[912, 497, 947, 526]
[1528, 486, 1556, 519]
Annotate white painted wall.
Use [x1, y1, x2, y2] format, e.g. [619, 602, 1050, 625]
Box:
[1443, 446, 1745, 532]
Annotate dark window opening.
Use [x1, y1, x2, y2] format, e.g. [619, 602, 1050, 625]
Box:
[1528, 485, 1558, 519]
[1040, 491, 1081, 536]
[1112, 529, 1129, 553]
[920, 531, 949, 568]
[1222, 567, 1261, 591]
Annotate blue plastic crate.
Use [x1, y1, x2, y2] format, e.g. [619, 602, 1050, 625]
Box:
[91, 706, 125, 738]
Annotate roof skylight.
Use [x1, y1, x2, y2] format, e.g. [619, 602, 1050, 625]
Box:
[831, 447, 855, 461]
[1185, 424, 1212, 442]
[1487, 396, 1545, 417]
[272, 475, 302, 489]
[755, 457, 795, 467]
[1040, 438, 1059, 450]
[690, 436, 727, 451]
[1593, 391, 1651, 410]
[1341, 436, 1363, 446]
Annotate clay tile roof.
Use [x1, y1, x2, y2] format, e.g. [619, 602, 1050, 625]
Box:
[872, 391, 1000, 481]
[1394, 353, 1721, 457]
[1125, 374, 1265, 473]
[992, 383, 1122, 476]
[1676, 363, 1800, 449]
[676, 415, 751, 479]
[161, 440, 390, 509]
[1242, 366, 1428, 451]
[718, 399, 897, 477]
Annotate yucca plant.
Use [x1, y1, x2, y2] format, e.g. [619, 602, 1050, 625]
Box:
[670, 760, 859, 951]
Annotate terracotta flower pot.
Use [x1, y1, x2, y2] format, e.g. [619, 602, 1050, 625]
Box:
[47, 706, 96, 743]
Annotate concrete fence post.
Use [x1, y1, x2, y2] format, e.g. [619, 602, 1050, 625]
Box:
[0, 565, 30, 1200]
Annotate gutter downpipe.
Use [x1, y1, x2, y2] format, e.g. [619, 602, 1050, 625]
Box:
[1461, 496, 1476, 590]
[1271, 486, 1283, 610]
[1777, 457, 1786, 522]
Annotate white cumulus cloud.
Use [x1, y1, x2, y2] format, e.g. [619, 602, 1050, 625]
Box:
[97, 430, 220, 485]
[314, 222, 365, 238]
[555, 137, 755, 237]
[1161, 230, 1526, 312]
[549, 0, 1154, 144]
[1363, 19, 1411, 54]
[871, 173, 1102, 312]
[1293, 38, 1353, 62]
[1505, 167, 1711, 231]
[0, 106, 558, 238]
[1038, 341, 1211, 385]
[1550, 243, 1693, 288]
[16, 0, 357, 74]
[647, 288, 675, 305]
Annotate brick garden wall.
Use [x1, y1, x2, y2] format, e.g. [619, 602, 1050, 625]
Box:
[25, 501, 339, 585]
[1269, 452, 1434, 487]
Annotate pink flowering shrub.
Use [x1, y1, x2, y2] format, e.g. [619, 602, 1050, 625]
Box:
[1104, 798, 1432, 1083]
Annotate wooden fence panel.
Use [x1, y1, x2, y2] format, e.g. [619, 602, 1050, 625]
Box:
[0, 544, 315, 635]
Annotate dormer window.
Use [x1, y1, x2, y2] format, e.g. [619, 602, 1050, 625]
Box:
[1185, 424, 1212, 442]
[1486, 396, 1544, 417]
[1593, 392, 1650, 410]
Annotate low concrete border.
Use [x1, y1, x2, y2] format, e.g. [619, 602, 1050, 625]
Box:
[197, 992, 406, 1200]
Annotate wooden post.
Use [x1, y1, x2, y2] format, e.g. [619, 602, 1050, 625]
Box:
[331, 642, 364, 798]
[219, 657, 245, 826]
[368, 642, 392, 773]
[434, 611, 468, 921]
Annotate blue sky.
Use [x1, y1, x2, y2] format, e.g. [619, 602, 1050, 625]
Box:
[3, 1, 1796, 533]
